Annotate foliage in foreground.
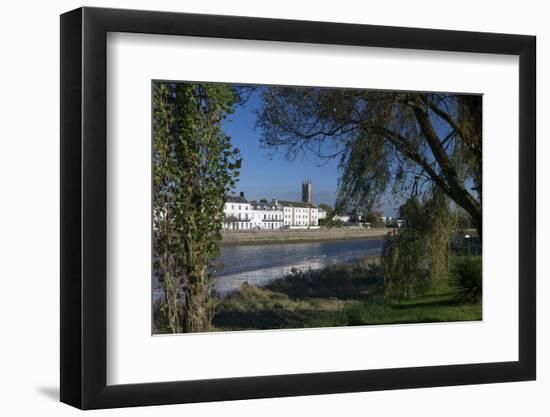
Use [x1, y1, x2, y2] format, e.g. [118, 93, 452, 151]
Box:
[450, 255, 482, 303]
[256, 88, 482, 237]
[201, 257, 480, 332]
[211, 258, 381, 330]
[207, 284, 481, 332]
[153, 82, 240, 333]
[153, 255, 482, 333]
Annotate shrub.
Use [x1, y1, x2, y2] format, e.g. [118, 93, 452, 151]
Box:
[267, 257, 382, 299]
[451, 256, 482, 303]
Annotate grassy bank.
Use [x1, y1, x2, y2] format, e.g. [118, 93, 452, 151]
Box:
[221, 227, 388, 246]
[211, 257, 481, 331]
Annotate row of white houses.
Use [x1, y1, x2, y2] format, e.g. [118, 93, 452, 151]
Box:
[223, 192, 326, 231]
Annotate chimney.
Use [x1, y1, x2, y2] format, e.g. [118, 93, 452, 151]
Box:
[239, 191, 245, 198]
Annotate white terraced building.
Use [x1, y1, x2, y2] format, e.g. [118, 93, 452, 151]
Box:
[222, 193, 252, 231]
[250, 200, 284, 230]
[278, 200, 319, 228]
[222, 181, 321, 231]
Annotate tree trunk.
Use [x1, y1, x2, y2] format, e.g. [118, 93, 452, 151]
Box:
[409, 95, 482, 243]
[183, 274, 212, 333]
[473, 213, 482, 243]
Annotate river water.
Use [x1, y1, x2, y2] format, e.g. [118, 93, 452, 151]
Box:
[153, 238, 384, 298]
[214, 239, 383, 295]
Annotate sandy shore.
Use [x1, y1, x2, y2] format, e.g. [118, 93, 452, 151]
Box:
[220, 227, 388, 246]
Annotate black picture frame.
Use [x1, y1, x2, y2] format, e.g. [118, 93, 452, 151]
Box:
[60, 6, 536, 410]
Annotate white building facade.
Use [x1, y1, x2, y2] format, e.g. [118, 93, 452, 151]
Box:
[249, 200, 284, 230]
[279, 201, 319, 229]
[223, 182, 321, 231]
[222, 194, 252, 230]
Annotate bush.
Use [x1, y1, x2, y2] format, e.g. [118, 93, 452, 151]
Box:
[451, 256, 482, 303]
[319, 218, 344, 229]
[267, 257, 382, 299]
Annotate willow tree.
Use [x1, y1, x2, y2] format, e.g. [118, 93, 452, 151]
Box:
[153, 82, 241, 333]
[381, 188, 454, 299]
[257, 88, 481, 239]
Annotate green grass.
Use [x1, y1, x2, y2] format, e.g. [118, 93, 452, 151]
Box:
[331, 287, 481, 327]
[211, 283, 345, 330]
[210, 258, 481, 332]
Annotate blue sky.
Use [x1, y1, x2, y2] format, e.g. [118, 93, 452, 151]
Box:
[221, 90, 406, 216]
[222, 92, 342, 205]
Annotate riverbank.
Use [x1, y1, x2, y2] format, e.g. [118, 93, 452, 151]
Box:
[211, 257, 482, 331]
[153, 255, 482, 333]
[221, 227, 388, 246]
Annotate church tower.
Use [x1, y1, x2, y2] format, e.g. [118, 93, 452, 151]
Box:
[301, 179, 312, 204]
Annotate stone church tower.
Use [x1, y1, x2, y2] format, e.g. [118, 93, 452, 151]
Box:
[301, 179, 312, 204]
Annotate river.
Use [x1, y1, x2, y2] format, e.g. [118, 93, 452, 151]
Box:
[153, 238, 384, 298]
[214, 238, 383, 295]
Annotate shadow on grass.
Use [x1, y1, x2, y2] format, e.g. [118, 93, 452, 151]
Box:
[213, 308, 336, 330]
[391, 292, 466, 310]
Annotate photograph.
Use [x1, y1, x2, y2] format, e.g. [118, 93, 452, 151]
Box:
[152, 81, 483, 334]
[0, 0, 541, 413]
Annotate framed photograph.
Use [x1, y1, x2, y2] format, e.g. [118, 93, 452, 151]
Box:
[60, 6, 536, 409]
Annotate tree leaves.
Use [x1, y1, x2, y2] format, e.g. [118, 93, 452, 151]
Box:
[256, 88, 482, 237]
[152, 82, 240, 333]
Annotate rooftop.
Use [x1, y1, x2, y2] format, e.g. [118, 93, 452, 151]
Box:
[249, 201, 282, 211]
[278, 200, 316, 208]
[225, 194, 249, 204]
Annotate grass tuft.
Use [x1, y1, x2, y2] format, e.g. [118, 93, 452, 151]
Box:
[450, 255, 482, 304]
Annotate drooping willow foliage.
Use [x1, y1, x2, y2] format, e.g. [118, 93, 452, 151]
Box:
[256, 88, 482, 239]
[381, 188, 455, 300]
